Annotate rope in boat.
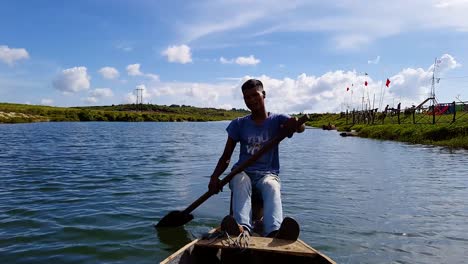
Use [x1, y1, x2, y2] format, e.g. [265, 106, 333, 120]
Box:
[222, 230, 250, 249]
[202, 230, 250, 250]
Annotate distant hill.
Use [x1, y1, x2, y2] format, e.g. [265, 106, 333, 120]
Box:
[0, 103, 250, 123]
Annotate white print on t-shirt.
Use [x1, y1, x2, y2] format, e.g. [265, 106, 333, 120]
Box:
[246, 133, 269, 155]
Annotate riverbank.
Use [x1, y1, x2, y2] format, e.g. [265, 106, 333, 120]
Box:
[2, 103, 467, 149]
[306, 113, 468, 149]
[0, 103, 248, 123]
[0, 111, 50, 123]
[352, 123, 468, 149]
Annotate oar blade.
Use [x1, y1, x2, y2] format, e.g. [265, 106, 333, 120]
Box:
[155, 211, 194, 228]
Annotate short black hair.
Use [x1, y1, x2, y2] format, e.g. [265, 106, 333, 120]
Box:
[241, 79, 263, 92]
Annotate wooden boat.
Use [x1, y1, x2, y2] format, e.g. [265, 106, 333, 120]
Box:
[160, 228, 336, 264]
[161, 191, 336, 263]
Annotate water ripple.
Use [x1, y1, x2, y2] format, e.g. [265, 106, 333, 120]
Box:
[1, 122, 467, 263]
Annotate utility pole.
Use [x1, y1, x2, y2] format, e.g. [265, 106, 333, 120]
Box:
[135, 86, 144, 111]
[361, 90, 365, 112]
[430, 57, 439, 124]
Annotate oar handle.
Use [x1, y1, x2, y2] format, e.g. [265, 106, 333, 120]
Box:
[182, 114, 309, 215]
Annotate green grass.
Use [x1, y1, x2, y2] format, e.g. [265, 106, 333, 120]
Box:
[0, 103, 249, 123]
[305, 113, 348, 129]
[305, 112, 468, 149]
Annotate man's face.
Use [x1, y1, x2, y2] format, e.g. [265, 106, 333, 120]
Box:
[242, 88, 265, 112]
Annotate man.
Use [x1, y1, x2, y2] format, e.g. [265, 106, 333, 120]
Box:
[208, 79, 305, 240]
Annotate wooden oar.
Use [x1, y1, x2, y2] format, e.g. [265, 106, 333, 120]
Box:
[155, 114, 309, 228]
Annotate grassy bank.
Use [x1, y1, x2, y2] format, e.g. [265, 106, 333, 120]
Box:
[0, 103, 249, 123]
[353, 123, 468, 149]
[306, 113, 468, 149]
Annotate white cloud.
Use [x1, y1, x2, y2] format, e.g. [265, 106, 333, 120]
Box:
[185, 83, 220, 102]
[0, 45, 29, 65]
[139, 73, 350, 113]
[53, 67, 91, 93]
[98, 67, 120, 79]
[162, 45, 192, 64]
[433, 53, 462, 72]
[218, 104, 234, 110]
[235, 55, 260, 66]
[126, 64, 159, 81]
[220, 55, 261, 65]
[112, 53, 460, 113]
[179, 1, 295, 42]
[124, 92, 136, 104]
[145, 73, 160, 81]
[434, 0, 468, 9]
[90, 88, 114, 98]
[386, 68, 432, 104]
[251, 73, 355, 113]
[40, 99, 53, 105]
[368, 56, 381, 64]
[142, 81, 236, 107]
[384, 54, 461, 107]
[115, 42, 133, 52]
[220, 57, 233, 64]
[333, 34, 372, 51]
[127, 64, 143, 76]
[84, 97, 98, 104]
[151, 85, 178, 97]
[177, 1, 468, 49]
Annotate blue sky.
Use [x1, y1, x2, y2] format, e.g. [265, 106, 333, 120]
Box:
[1, 0, 467, 113]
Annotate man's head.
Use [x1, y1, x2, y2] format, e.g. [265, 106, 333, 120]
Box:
[241, 79, 266, 112]
[241, 79, 264, 93]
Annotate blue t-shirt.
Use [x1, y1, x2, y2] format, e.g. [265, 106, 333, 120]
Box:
[226, 113, 290, 175]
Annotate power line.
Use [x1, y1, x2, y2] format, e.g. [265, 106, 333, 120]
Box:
[439, 75, 468, 79]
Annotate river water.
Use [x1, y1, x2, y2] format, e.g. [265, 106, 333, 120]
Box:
[0, 122, 467, 263]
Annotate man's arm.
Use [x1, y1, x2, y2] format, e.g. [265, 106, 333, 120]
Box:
[282, 116, 306, 137]
[208, 136, 237, 194]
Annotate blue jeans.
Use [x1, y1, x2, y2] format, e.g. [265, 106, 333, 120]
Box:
[229, 171, 282, 236]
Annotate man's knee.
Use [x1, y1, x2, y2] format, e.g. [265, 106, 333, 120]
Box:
[229, 172, 251, 190]
[259, 176, 281, 193]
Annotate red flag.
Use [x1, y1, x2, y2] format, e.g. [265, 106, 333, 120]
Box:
[364, 81, 368, 86]
[386, 78, 391, 87]
[346, 87, 349, 91]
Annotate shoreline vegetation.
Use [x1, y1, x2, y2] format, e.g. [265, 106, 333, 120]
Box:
[0, 103, 249, 123]
[307, 113, 468, 150]
[1, 103, 467, 149]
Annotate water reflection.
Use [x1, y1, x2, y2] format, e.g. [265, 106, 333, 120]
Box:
[156, 226, 194, 253]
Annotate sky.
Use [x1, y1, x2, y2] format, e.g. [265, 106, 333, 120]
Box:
[1, 0, 467, 114]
